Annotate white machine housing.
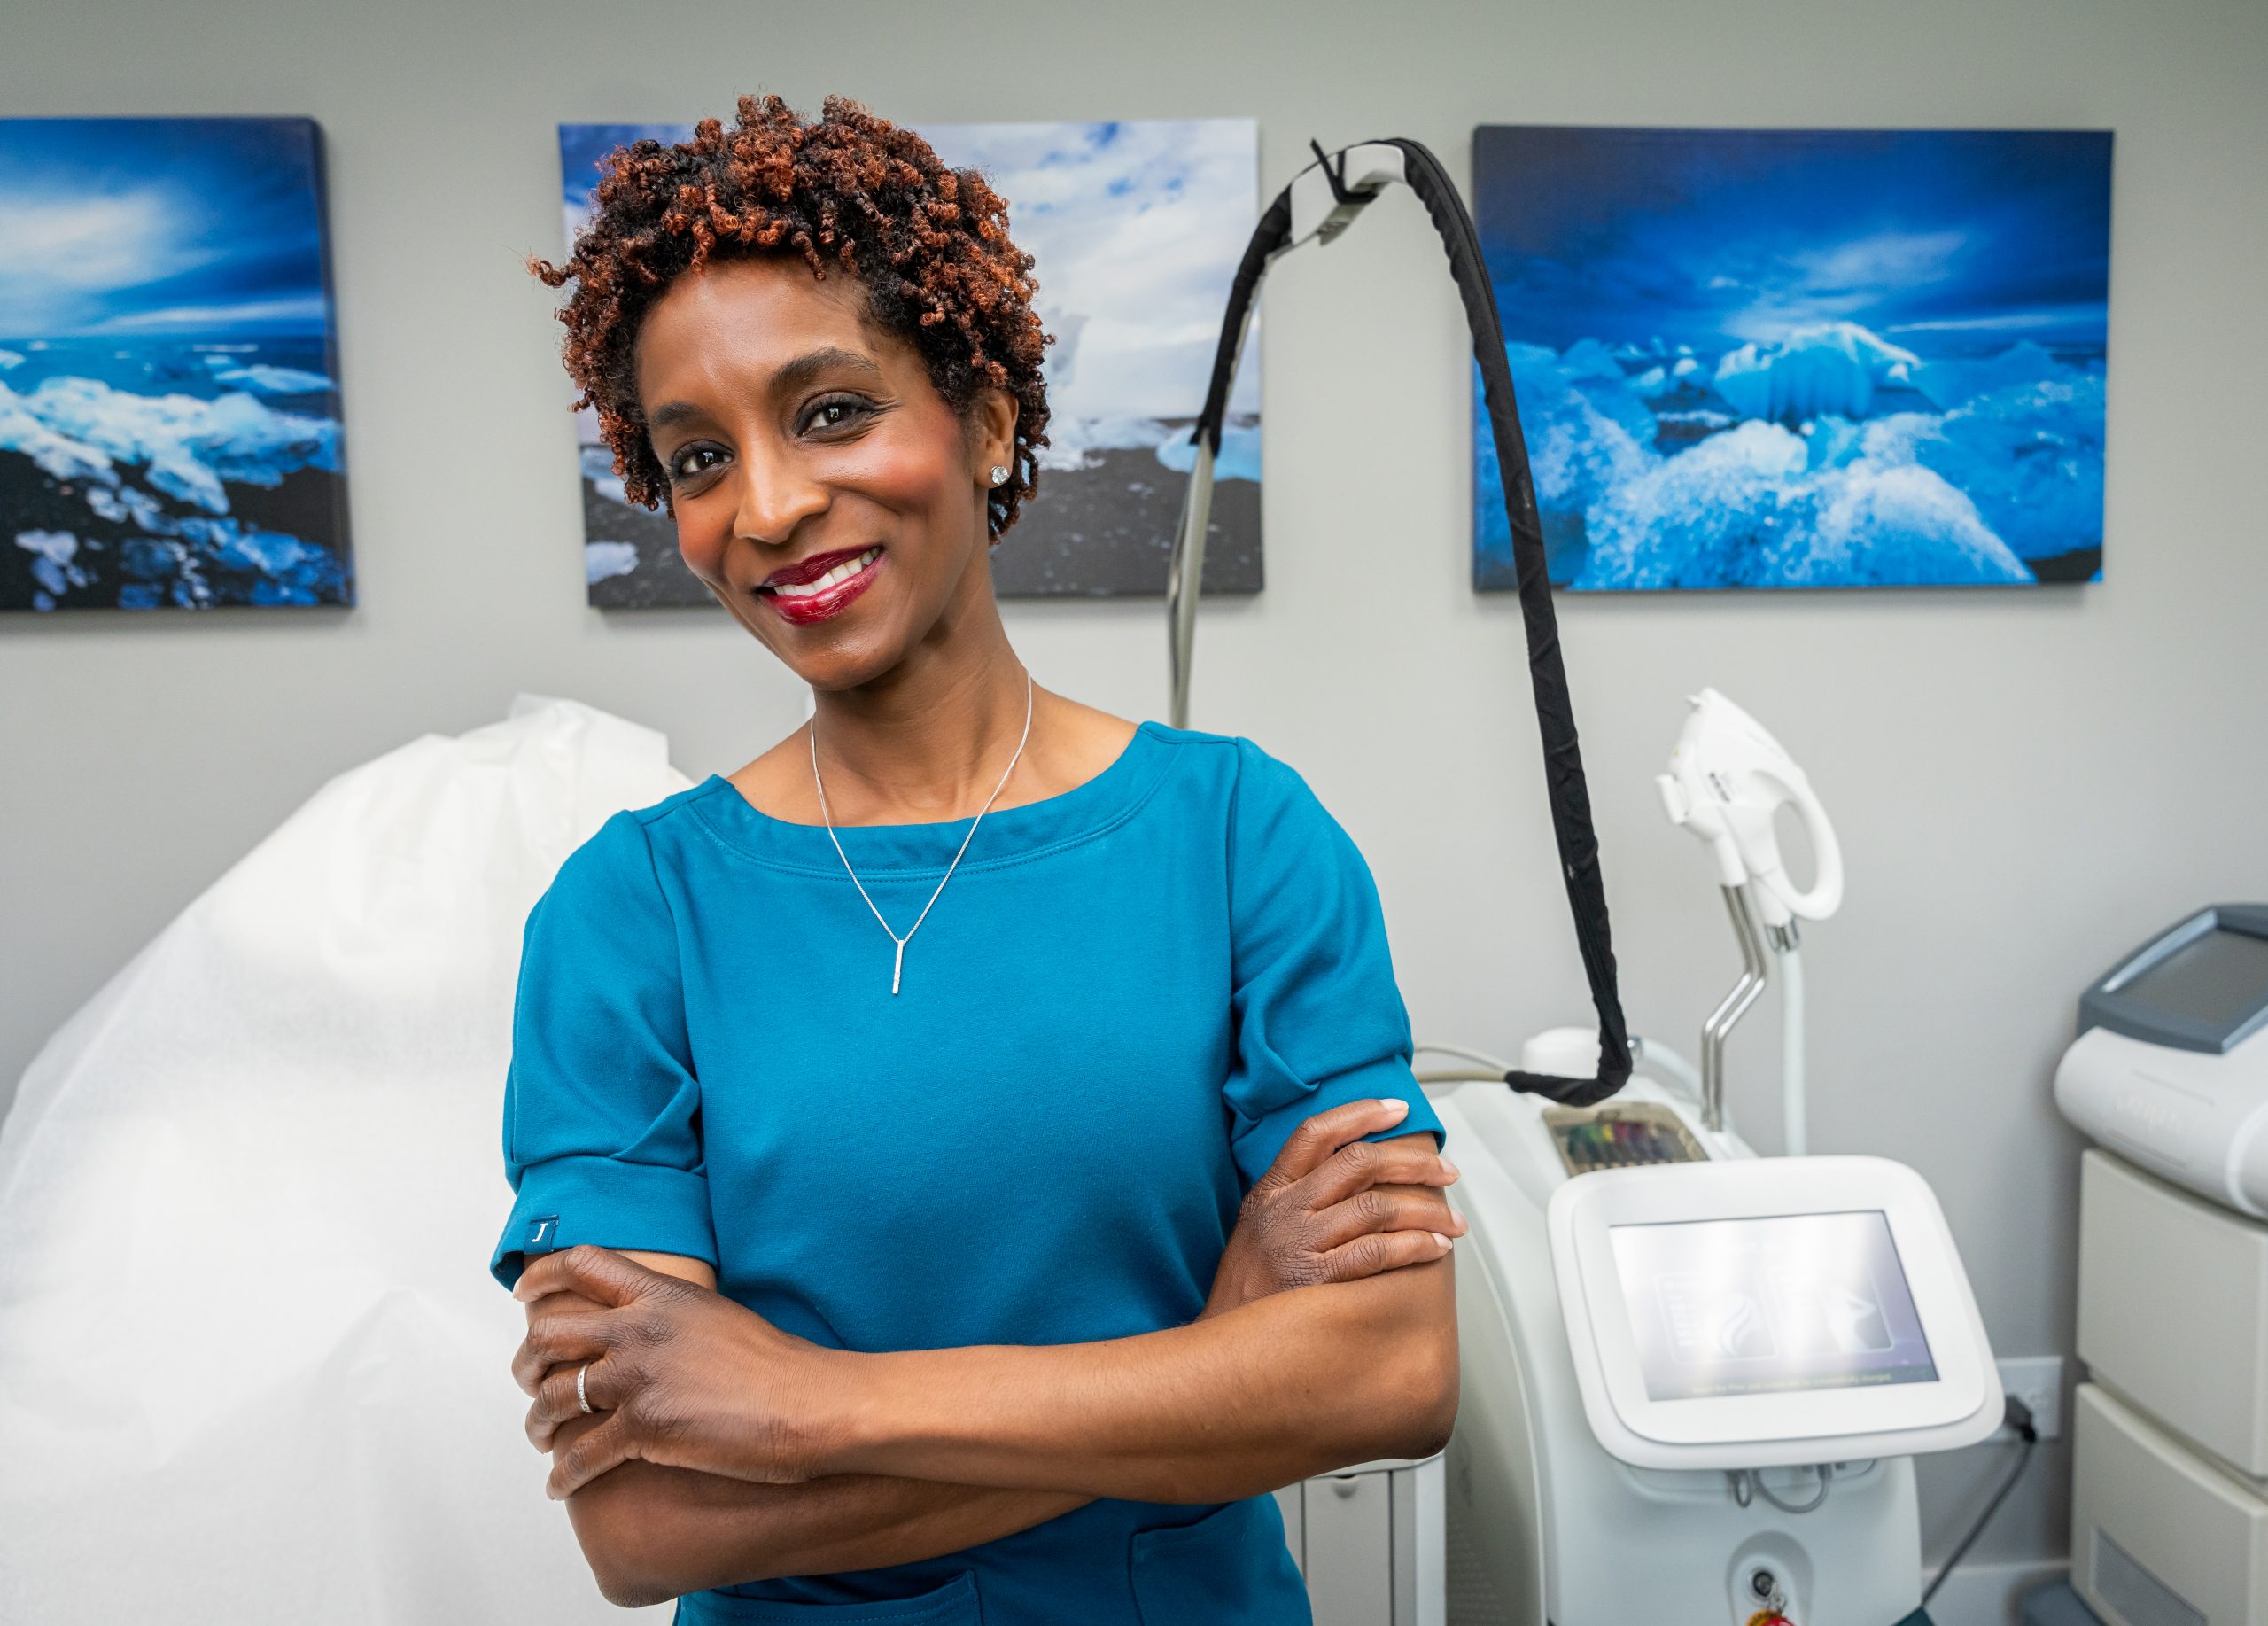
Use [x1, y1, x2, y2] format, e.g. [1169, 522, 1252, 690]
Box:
[2066, 1147, 2268, 1626]
[2071, 1381, 2268, 1626]
[2054, 906, 2268, 1626]
[2056, 1024, 2268, 1218]
[1549, 1156, 2000, 1472]
[2054, 903, 2268, 1217]
[1276, 1453, 1445, 1626]
[1439, 1070, 1999, 1626]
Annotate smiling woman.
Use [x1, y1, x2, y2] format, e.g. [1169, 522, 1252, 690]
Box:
[497, 94, 1462, 1625]
[535, 96, 1050, 537]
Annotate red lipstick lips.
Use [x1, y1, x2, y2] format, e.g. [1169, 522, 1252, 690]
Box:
[757, 545, 885, 626]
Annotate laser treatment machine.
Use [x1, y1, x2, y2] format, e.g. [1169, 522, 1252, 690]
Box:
[2054, 906, 2268, 1626]
[1169, 139, 2007, 1626]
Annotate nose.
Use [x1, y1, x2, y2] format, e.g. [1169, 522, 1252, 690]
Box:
[730, 436, 830, 550]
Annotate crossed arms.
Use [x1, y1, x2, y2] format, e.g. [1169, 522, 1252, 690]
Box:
[511, 1099, 1463, 1607]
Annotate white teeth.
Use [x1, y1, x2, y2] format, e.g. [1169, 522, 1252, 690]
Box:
[771, 548, 880, 598]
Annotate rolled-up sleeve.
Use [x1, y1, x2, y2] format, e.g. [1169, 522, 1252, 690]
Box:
[1221, 739, 1446, 1191]
[488, 809, 716, 1291]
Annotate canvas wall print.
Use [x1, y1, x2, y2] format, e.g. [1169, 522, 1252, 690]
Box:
[0, 118, 349, 612]
[1472, 126, 2112, 592]
[560, 117, 1260, 606]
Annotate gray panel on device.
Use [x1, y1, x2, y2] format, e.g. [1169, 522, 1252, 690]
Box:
[2017, 1579, 2106, 1625]
[2078, 903, 2268, 1054]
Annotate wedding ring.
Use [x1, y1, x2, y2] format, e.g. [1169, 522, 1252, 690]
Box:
[576, 1362, 593, 1416]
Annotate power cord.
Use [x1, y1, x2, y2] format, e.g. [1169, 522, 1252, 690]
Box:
[1921, 1395, 2039, 1607]
[1755, 1462, 1836, 1514]
[1722, 1462, 1840, 1514]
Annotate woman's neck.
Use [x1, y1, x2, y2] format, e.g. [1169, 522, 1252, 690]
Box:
[807, 611, 1034, 826]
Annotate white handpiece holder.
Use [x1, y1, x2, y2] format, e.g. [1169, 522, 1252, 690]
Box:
[1742, 759, 1844, 925]
[1658, 688, 1844, 927]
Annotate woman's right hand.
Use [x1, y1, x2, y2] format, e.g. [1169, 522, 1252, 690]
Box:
[1201, 1096, 1464, 1319]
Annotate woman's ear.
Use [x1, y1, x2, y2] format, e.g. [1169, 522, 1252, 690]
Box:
[972, 385, 1019, 481]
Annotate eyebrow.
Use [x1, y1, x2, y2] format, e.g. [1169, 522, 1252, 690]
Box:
[647, 346, 886, 432]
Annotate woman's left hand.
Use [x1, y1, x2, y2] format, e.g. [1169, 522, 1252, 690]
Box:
[511, 1243, 846, 1500]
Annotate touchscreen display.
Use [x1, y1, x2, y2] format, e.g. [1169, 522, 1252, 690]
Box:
[2119, 927, 2268, 1031]
[1607, 1210, 1938, 1401]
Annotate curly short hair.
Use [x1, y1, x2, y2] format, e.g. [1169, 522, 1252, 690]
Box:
[532, 94, 1052, 537]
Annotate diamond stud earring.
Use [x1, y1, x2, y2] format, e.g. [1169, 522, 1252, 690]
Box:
[988, 464, 1009, 486]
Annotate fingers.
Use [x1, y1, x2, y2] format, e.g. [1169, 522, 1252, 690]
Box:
[526, 1354, 620, 1452]
[1255, 1098, 1414, 1192]
[1300, 1137, 1459, 1210]
[1312, 1226, 1456, 1284]
[510, 1307, 616, 1395]
[1309, 1185, 1468, 1254]
[547, 1409, 638, 1499]
[523, 1286, 608, 1327]
[510, 1242, 653, 1308]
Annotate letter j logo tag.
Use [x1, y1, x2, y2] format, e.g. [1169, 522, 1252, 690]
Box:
[526, 1215, 560, 1248]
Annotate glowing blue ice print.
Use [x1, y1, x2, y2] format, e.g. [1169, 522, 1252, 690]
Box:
[1472, 127, 2112, 591]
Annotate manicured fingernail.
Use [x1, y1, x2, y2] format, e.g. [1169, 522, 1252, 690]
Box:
[1431, 1232, 1452, 1249]
[1451, 1212, 1468, 1233]
[1440, 1159, 1460, 1181]
[1378, 1098, 1409, 1118]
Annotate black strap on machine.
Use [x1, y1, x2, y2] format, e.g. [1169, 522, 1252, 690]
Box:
[1183, 136, 1632, 1108]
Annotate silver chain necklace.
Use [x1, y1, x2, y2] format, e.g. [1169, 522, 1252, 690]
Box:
[810, 672, 1034, 995]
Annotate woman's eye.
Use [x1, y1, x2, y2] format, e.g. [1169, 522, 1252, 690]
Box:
[670, 446, 725, 481]
[804, 397, 873, 432]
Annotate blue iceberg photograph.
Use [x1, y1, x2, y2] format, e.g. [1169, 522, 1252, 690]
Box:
[559, 116, 1258, 606]
[0, 118, 350, 612]
[1472, 126, 2112, 592]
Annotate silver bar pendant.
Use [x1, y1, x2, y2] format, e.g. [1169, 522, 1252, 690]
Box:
[892, 938, 905, 995]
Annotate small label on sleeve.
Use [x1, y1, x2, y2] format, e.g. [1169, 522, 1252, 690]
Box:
[525, 1215, 560, 1249]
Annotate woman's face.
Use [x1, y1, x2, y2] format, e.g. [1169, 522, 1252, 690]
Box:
[633, 255, 1015, 690]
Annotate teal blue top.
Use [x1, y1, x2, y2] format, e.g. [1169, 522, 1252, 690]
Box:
[490, 720, 1446, 1626]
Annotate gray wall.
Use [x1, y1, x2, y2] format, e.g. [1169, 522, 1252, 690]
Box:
[6, 0, 2264, 1583]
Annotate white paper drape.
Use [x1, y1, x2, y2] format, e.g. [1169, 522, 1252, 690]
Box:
[0, 696, 690, 1622]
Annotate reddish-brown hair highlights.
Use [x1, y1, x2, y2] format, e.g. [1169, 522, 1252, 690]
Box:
[532, 93, 1052, 536]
